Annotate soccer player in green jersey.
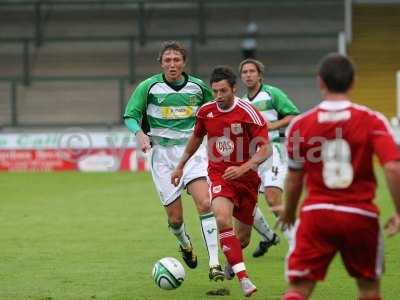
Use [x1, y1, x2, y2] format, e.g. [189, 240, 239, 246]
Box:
[124, 41, 224, 281]
[239, 58, 300, 257]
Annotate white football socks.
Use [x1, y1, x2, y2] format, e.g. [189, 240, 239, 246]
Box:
[200, 212, 220, 267]
[169, 222, 192, 249]
[253, 206, 275, 241]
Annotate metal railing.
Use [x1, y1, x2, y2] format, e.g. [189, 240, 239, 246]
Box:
[0, 0, 343, 127]
[0, 76, 128, 127]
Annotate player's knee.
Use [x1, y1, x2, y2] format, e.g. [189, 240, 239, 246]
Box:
[167, 214, 183, 226]
[195, 197, 211, 214]
[240, 236, 250, 249]
[266, 188, 282, 206]
[214, 214, 231, 230]
[168, 220, 183, 230]
[282, 291, 306, 300]
[357, 278, 380, 300]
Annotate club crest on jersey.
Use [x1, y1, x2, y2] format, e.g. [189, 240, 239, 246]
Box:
[231, 123, 242, 135]
[216, 136, 234, 156]
[189, 95, 197, 106]
[212, 185, 222, 193]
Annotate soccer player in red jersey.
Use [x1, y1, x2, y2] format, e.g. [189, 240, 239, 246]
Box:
[279, 53, 400, 300]
[171, 66, 271, 297]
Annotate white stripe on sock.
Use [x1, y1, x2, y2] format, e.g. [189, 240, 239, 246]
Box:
[232, 262, 246, 274]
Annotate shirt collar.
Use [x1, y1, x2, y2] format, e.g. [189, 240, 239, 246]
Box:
[319, 100, 351, 111]
[216, 97, 239, 113]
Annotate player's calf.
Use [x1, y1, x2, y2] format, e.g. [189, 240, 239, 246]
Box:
[282, 291, 305, 300]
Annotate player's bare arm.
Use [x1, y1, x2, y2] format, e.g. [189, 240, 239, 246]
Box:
[268, 115, 296, 131]
[279, 169, 304, 227]
[136, 130, 151, 153]
[383, 160, 400, 236]
[222, 141, 271, 181]
[171, 133, 204, 186]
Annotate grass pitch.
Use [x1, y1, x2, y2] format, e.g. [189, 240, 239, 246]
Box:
[0, 169, 399, 300]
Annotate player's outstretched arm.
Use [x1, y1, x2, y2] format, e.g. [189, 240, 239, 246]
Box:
[268, 115, 296, 131]
[279, 169, 304, 228]
[124, 118, 151, 153]
[383, 160, 400, 236]
[171, 134, 204, 187]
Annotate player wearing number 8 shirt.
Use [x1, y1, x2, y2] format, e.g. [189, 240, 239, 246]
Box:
[280, 53, 400, 300]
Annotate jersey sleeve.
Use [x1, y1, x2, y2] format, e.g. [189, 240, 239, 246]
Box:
[193, 116, 206, 138]
[201, 83, 214, 103]
[189, 75, 214, 104]
[285, 119, 304, 170]
[123, 80, 149, 122]
[248, 123, 269, 148]
[370, 113, 400, 165]
[248, 109, 269, 147]
[271, 87, 300, 117]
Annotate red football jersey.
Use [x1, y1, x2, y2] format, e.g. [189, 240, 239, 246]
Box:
[194, 97, 268, 177]
[286, 100, 400, 213]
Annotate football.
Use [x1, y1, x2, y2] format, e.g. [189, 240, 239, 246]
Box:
[152, 257, 185, 290]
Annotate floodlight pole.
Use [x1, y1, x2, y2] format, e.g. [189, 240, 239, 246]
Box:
[345, 0, 352, 44]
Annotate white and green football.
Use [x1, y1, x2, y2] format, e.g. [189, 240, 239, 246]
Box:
[152, 257, 185, 290]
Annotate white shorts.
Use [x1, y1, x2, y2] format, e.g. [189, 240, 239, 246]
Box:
[149, 143, 208, 206]
[258, 142, 288, 191]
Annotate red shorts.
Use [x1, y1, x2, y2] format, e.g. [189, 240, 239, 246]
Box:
[209, 173, 260, 225]
[286, 208, 383, 282]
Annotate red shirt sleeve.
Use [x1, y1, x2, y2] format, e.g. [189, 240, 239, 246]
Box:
[248, 122, 268, 140]
[247, 122, 269, 150]
[193, 116, 206, 138]
[247, 107, 269, 145]
[370, 113, 400, 165]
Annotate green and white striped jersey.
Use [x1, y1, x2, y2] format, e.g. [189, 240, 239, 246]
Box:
[124, 73, 213, 146]
[243, 84, 299, 142]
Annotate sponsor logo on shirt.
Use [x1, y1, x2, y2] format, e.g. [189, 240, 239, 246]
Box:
[215, 137, 234, 156]
[161, 106, 194, 119]
[207, 112, 214, 118]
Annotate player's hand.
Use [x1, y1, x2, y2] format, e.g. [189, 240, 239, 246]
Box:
[171, 168, 183, 187]
[275, 208, 295, 232]
[222, 166, 247, 180]
[384, 213, 400, 237]
[270, 205, 284, 217]
[136, 131, 151, 153]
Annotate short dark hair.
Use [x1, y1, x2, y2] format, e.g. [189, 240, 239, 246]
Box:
[318, 53, 355, 93]
[210, 66, 237, 87]
[158, 41, 187, 62]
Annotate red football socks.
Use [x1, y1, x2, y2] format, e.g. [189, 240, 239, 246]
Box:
[282, 291, 305, 300]
[219, 228, 248, 281]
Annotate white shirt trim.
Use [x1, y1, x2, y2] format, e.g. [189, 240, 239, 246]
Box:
[302, 203, 378, 218]
[319, 100, 351, 111]
[216, 97, 239, 113]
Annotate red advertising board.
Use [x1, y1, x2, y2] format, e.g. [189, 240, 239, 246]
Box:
[0, 148, 148, 172]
